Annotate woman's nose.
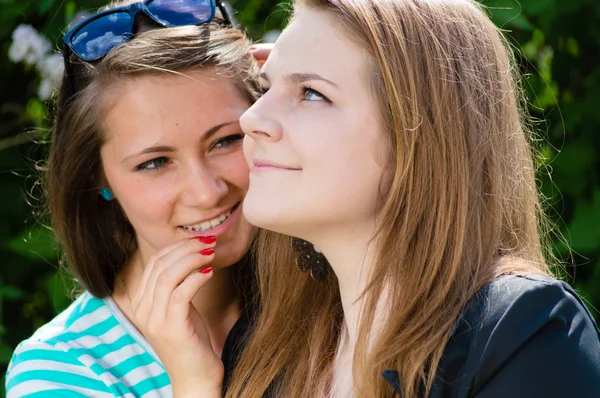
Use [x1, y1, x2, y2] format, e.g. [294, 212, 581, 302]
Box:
[240, 96, 283, 143]
[180, 164, 228, 209]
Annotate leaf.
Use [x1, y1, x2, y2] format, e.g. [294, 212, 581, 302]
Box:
[0, 342, 15, 365]
[486, 0, 535, 31]
[5, 225, 58, 263]
[520, 0, 557, 17]
[45, 271, 75, 314]
[565, 191, 600, 253]
[38, 0, 55, 15]
[0, 285, 25, 300]
[25, 99, 48, 127]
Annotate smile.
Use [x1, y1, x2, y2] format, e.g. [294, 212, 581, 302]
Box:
[251, 158, 302, 172]
[180, 208, 233, 233]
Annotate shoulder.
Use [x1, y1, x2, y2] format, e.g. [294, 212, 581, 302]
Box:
[458, 274, 600, 397]
[469, 274, 599, 353]
[6, 292, 117, 397]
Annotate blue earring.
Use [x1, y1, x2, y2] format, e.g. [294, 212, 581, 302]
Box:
[100, 187, 114, 201]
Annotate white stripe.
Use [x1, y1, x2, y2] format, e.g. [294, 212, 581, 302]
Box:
[77, 292, 93, 309]
[5, 360, 88, 386]
[142, 384, 173, 397]
[69, 324, 127, 349]
[7, 379, 114, 398]
[120, 362, 166, 388]
[69, 307, 112, 333]
[10, 341, 57, 357]
[95, 343, 147, 368]
[74, 353, 124, 388]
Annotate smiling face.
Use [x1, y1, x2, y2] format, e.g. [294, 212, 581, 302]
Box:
[101, 68, 256, 269]
[240, 8, 389, 240]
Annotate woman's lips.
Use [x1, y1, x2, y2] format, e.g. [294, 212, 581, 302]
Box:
[251, 158, 301, 172]
[179, 202, 241, 237]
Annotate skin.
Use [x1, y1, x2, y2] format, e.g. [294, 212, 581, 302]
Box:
[241, 8, 391, 396]
[100, 67, 256, 396]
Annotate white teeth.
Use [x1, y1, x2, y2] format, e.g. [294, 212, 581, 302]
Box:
[182, 209, 233, 232]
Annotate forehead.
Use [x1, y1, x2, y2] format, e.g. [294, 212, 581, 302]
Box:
[101, 68, 249, 142]
[266, 8, 370, 80]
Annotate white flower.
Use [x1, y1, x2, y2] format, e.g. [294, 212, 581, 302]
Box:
[8, 24, 51, 66]
[262, 29, 281, 44]
[36, 53, 64, 100]
[38, 79, 55, 101]
[38, 53, 64, 83]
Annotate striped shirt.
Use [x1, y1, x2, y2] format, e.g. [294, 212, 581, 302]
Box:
[6, 292, 172, 397]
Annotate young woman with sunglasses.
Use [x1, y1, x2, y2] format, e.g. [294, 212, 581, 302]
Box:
[6, 1, 261, 397]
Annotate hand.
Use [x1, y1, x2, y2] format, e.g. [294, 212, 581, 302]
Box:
[250, 43, 273, 67]
[129, 237, 223, 397]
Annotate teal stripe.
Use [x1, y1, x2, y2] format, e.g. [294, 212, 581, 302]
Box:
[130, 371, 171, 396]
[11, 349, 84, 367]
[90, 353, 162, 378]
[64, 334, 140, 361]
[23, 389, 91, 398]
[63, 295, 105, 329]
[7, 369, 110, 393]
[48, 316, 120, 345]
[102, 378, 132, 397]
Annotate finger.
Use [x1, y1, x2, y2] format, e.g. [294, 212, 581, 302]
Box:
[131, 239, 189, 307]
[142, 238, 215, 304]
[250, 44, 273, 62]
[149, 250, 215, 328]
[132, 238, 215, 323]
[167, 268, 214, 343]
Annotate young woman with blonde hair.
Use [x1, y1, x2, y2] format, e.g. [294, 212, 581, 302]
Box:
[87, 0, 600, 397]
[228, 0, 600, 396]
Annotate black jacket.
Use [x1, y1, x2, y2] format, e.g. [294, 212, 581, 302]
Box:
[382, 274, 600, 397]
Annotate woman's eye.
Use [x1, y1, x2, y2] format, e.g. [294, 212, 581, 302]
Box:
[303, 87, 330, 102]
[136, 157, 169, 171]
[213, 134, 244, 150]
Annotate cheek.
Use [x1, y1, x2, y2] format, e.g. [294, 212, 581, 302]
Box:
[242, 135, 255, 167]
[215, 150, 251, 192]
[116, 177, 176, 224]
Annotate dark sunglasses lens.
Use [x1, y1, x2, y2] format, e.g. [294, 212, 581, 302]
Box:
[146, 0, 214, 26]
[71, 11, 133, 61]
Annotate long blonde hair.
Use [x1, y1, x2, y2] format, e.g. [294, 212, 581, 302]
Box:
[228, 0, 554, 396]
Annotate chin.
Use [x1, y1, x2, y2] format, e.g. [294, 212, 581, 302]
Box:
[242, 195, 288, 233]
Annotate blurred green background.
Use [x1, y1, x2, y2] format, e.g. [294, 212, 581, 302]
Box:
[1, 0, 599, 394]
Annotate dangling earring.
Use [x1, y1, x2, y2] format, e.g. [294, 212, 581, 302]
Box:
[291, 237, 330, 281]
[100, 187, 114, 201]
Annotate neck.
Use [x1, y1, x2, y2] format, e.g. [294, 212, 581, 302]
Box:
[114, 249, 241, 357]
[308, 219, 385, 348]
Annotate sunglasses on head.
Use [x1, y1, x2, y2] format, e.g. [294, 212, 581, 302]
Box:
[63, 0, 230, 62]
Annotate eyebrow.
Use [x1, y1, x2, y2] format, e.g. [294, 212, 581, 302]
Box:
[122, 121, 237, 163]
[260, 71, 339, 88]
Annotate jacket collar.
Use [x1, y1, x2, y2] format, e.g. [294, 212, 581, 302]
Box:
[382, 370, 402, 396]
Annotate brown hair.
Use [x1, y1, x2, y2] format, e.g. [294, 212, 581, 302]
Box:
[228, 0, 555, 397]
[46, 0, 260, 298]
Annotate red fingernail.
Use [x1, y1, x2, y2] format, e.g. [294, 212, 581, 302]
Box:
[191, 236, 217, 244]
[199, 248, 215, 256]
[249, 46, 257, 51]
[200, 267, 213, 274]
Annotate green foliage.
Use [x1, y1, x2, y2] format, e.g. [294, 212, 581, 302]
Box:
[0, 0, 598, 395]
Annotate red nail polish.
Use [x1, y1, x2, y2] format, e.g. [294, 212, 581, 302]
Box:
[249, 46, 257, 51]
[191, 236, 217, 244]
[200, 267, 213, 274]
[199, 248, 215, 256]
